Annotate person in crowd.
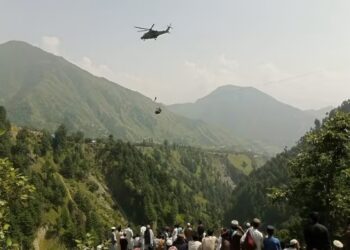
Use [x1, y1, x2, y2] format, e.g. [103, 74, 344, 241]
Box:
[111, 227, 117, 250]
[263, 225, 282, 250]
[283, 239, 300, 250]
[189, 233, 202, 250]
[121, 233, 129, 250]
[166, 237, 174, 250]
[240, 218, 264, 250]
[116, 226, 123, 250]
[304, 212, 331, 250]
[244, 223, 251, 232]
[133, 235, 142, 249]
[219, 228, 230, 250]
[178, 226, 184, 235]
[343, 220, 350, 250]
[229, 220, 244, 250]
[141, 226, 147, 250]
[156, 234, 166, 250]
[125, 224, 134, 250]
[185, 223, 194, 240]
[173, 233, 188, 250]
[198, 221, 205, 241]
[173, 224, 180, 242]
[163, 226, 171, 240]
[144, 225, 155, 250]
[202, 229, 218, 250]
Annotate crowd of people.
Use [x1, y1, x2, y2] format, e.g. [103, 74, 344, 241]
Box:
[105, 213, 350, 250]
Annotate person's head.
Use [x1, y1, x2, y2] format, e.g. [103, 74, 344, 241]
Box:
[118, 225, 122, 231]
[252, 218, 261, 229]
[178, 233, 185, 240]
[127, 224, 131, 228]
[231, 220, 239, 229]
[166, 239, 173, 247]
[245, 222, 251, 229]
[111, 226, 116, 232]
[290, 239, 299, 249]
[266, 225, 275, 236]
[207, 229, 214, 236]
[333, 240, 344, 250]
[309, 212, 319, 223]
[198, 220, 202, 225]
[187, 222, 191, 227]
[192, 233, 199, 241]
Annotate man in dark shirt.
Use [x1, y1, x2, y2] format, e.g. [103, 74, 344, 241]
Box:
[120, 233, 129, 250]
[263, 225, 282, 250]
[304, 212, 331, 250]
[229, 220, 244, 250]
[197, 221, 205, 241]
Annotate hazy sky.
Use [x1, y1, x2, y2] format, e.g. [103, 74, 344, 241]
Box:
[1, 1, 350, 109]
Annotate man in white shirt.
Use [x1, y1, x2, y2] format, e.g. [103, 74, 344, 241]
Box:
[125, 224, 134, 250]
[140, 226, 147, 250]
[189, 233, 202, 250]
[172, 224, 179, 242]
[202, 229, 219, 250]
[240, 218, 264, 250]
[110, 227, 118, 250]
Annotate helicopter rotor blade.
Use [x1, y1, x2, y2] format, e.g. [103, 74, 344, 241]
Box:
[135, 26, 149, 30]
[150, 24, 155, 30]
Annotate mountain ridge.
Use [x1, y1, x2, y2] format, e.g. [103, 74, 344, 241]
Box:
[0, 40, 246, 148]
[168, 84, 318, 150]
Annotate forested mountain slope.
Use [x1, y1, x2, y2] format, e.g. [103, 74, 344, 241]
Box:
[0, 41, 246, 148]
[228, 100, 350, 239]
[169, 85, 319, 151]
[0, 106, 264, 249]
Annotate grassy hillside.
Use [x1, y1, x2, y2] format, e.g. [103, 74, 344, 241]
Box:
[0, 40, 247, 148]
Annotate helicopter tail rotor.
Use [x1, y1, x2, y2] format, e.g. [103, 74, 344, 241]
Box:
[166, 24, 173, 33]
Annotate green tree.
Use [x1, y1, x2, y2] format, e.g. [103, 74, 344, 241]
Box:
[38, 130, 52, 156]
[53, 124, 67, 153]
[75, 232, 95, 250]
[0, 106, 11, 158]
[0, 158, 35, 248]
[283, 111, 350, 235]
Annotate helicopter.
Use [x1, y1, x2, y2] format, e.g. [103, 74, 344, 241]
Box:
[135, 24, 172, 40]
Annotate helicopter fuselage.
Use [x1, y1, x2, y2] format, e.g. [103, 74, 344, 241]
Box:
[141, 29, 169, 40]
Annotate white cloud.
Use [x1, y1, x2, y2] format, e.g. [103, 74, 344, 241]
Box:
[76, 56, 150, 97]
[41, 36, 61, 55]
[78, 56, 116, 80]
[219, 54, 239, 70]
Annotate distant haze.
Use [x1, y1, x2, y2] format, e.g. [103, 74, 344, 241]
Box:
[1, 1, 350, 109]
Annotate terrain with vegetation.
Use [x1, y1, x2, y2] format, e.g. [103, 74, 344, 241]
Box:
[0, 40, 252, 150]
[0, 40, 327, 154]
[0, 39, 349, 249]
[0, 106, 267, 249]
[169, 85, 328, 152]
[228, 100, 350, 240]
